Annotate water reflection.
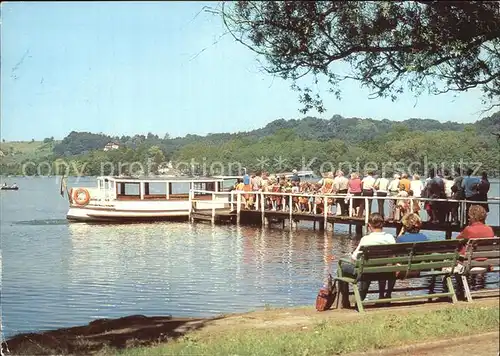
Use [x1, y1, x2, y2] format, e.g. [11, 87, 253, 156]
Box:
[56, 224, 354, 329]
[2, 175, 498, 339]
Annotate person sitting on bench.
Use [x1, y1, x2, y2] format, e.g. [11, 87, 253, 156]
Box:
[341, 213, 396, 301]
[457, 205, 495, 256]
[457, 205, 495, 242]
[397, 213, 429, 243]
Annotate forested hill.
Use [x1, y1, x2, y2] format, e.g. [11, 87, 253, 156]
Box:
[1, 111, 499, 177]
[51, 112, 498, 157]
[246, 115, 469, 142]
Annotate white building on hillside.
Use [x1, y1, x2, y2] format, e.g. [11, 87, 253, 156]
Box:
[103, 142, 120, 151]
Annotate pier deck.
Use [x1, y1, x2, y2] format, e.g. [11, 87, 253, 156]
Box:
[189, 190, 500, 238]
[192, 209, 469, 237]
[190, 209, 236, 224]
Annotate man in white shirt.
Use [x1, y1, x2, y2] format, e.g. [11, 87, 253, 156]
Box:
[251, 171, 263, 191]
[374, 172, 390, 218]
[387, 174, 400, 221]
[359, 171, 376, 217]
[340, 213, 396, 301]
[333, 170, 349, 215]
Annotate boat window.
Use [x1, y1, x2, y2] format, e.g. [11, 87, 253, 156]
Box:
[117, 183, 140, 196]
[147, 182, 167, 195]
[142, 182, 168, 200]
[192, 182, 204, 191]
[170, 182, 190, 194]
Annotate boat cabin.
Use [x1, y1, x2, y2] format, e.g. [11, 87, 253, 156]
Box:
[95, 176, 226, 201]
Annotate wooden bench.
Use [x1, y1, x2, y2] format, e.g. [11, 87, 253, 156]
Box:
[335, 240, 465, 312]
[459, 237, 500, 302]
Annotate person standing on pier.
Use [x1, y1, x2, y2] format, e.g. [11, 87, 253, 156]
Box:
[452, 168, 465, 197]
[387, 174, 400, 221]
[410, 174, 424, 217]
[461, 168, 481, 223]
[242, 170, 252, 209]
[334, 170, 349, 216]
[348, 172, 362, 217]
[374, 172, 389, 218]
[423, 168, 446, 223]
[359, 171, 376, 218]
[477, 172, 490, 213]
[251, 171, 263, 192]
[410, 174, 424, 199]
[399, 173, 411, 193]
[320, 172, 334, 194]
[451, 168, 465, 223]
[291, 169, 301, 184]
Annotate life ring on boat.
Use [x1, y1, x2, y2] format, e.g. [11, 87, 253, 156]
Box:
[72, 188, 91, 206]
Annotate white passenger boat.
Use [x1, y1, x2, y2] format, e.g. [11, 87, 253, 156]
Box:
[65, 176, 230, 222]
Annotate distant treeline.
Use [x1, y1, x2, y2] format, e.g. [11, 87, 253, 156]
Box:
[1, 112, 499, 177]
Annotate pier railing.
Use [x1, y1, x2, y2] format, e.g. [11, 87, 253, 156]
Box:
[189, 189, 500, 229]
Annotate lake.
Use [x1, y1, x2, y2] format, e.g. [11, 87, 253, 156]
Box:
[1, 177, 499, 339]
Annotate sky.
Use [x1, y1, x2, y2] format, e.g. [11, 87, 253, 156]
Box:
[0, 1, 494, 141]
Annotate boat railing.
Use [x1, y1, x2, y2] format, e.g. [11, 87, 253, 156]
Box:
[189, 189, 500, 228]
[84, 188, 115, 204]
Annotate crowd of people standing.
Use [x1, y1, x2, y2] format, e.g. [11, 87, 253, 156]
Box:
[230, 168, 491, 224]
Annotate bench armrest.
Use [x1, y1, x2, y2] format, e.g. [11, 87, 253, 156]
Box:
[338, 257, 356, 266]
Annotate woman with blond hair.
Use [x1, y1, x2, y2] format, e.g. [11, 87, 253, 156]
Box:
[397, 213, 429, 243]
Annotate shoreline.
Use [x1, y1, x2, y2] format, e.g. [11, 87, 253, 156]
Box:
[3, 297, 499, 355]
[2, 314, 210, 355]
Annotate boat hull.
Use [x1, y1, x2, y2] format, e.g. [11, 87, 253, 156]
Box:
[1, 187, 19, 190]
[67, 206, 191, 223]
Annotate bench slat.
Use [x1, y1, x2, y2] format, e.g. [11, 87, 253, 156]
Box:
[468, 237, 500, 246]
[362, 253, 458, 266]
[469, 258, 500, 268]
[363, 292, 453, 305]
[472, 245, 500, 252]
[360, 241, 463, 258]
[468, 251, 500, 259]
[360, 261, 456, 273]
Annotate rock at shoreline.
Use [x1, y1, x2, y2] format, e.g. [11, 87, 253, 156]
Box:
[2, 314, 208, 355]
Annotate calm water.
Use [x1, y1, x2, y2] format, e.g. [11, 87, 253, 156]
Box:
[1, 177, 499, 339]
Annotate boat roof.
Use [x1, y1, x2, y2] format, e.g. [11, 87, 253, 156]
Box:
[280, 170, 316, 176]
[212, 175, 242, 179]
[97, 176, 225, 183]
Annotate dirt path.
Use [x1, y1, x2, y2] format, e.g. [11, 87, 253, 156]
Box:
[199, 296, 500, 334]
[352, 331, 499, 356]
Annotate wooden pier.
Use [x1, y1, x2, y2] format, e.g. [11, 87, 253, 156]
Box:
[189, 190, 500, 238]
[190, 209, 236, 224]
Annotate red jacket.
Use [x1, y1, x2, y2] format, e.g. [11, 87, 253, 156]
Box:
[457, 222, 495, 255]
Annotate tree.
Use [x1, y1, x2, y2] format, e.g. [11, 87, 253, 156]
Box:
[222, 1, 500, 113]
[147, 145, 166, 175]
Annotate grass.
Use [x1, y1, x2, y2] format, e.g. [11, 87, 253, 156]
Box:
[0, 140, 57, 167]
[98, 304, 499, 356]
